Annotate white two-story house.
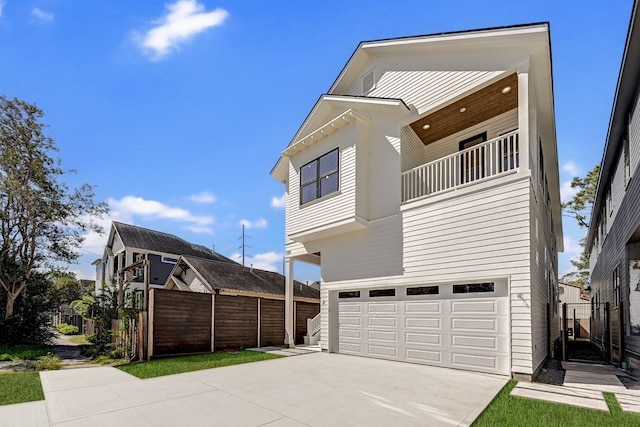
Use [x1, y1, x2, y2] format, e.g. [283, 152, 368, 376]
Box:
[272, 23, 563, 380]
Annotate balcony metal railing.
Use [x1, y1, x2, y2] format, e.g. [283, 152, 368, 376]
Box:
[401, 130, 519, 203]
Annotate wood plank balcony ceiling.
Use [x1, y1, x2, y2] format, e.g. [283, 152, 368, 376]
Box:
[410, 73, 518, 145]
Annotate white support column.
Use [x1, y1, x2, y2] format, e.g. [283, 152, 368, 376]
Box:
[284, 257, 295, 347]
[517, 71, 530, 172]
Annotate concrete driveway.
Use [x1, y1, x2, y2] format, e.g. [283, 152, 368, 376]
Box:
[1, 352, 507, 426]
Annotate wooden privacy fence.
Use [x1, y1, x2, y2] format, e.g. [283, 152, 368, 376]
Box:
[147, 288, 319, 358]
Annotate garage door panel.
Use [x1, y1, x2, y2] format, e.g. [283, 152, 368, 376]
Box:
[451, 318, 497, 332]
[451, 300, 497, 313]
[405, 348, 442, 362]
[368, 302, 397, 314]
[405, 317, 441, 329]
[339, 316, 362, 326]
[405, 301, 441, 314]
[368, 330, 397, 342]
[340, 342, 362, 353]
[339, 328, 362, 339]
[368, 317, 397, 327]
[452, 352, 498, 370]
[406, 332, 441, 345]
[339, 303, 361, 313]
[452, 335, 497, 350]
[368, 345, 397, 357]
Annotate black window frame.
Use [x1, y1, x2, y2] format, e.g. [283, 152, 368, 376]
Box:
[452, 282, 495, 294]
[338, 291, 360, 299]
[369, 288, 395, 297]
[406, 286, 439, 296]
[300, 149, 339, 205]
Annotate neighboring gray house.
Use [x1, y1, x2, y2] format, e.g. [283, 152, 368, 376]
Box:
[94, 221, 236, 297]
[587, 0, 640, 370]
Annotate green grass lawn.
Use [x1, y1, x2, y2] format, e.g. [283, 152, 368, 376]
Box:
[117, 350, 282, 379]
[67, 335, 89, 345]
[0, 345, 50, 361]
[0, 372, 44, 406]
[472, 381, 640, 427]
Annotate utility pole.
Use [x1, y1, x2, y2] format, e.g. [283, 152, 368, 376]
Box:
[242, 224, 245, 266]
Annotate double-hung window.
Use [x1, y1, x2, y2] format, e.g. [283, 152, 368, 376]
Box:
[300, 149, 339, 204]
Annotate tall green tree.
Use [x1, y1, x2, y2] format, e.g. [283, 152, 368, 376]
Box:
[51, 271, 84, 305]
[0, 95, 108, 319]
[562, 164, 600, 229]
[561, 164, 600, 288]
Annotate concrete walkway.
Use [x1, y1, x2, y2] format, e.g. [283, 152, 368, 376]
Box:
[511, 362, 640, 413]
[0, 352, 508, 426]
[50, 334, 92, 368]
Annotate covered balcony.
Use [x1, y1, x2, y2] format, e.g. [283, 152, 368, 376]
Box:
[401, 72, 526, 204]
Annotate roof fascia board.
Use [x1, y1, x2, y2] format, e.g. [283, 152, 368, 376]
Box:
[329, 23, 549, 94]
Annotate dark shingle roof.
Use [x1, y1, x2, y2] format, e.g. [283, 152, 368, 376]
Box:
[181, 255, 320, 300]
[113, 222, 236, 265]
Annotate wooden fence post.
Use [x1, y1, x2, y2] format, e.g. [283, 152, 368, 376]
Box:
[618, 304, 624, 364]
[147, 288, 154, 360]
[257, 298, 261, 348]
[562, 303, 567, 361]
[547, 303, 552, 359]
[606, 302, 612, 363]
[211, 294, 215, 353]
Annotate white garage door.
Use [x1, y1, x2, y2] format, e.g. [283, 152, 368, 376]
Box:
[337, 282, 510, 375]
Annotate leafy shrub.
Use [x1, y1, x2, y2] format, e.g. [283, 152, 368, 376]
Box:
[0, 345, 50, 361]
[55, 323, 79, 335]
[33, 354, 62, 371]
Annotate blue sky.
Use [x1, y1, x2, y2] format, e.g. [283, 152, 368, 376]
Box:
[0, 0, 633, 282]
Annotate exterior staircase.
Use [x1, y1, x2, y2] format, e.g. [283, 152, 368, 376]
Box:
[304, 312, 321, 346]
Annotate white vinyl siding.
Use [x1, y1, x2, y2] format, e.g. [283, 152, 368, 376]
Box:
[401, 126, 426, 171]
[367, 116, 403, 219]
[286, 122, 359, 237]
[319, 178, 534, 373]
[610, 152, 626, 228]
[529, 181, 559, 371]
[340, 56, 505, 115]
[630, 92, 640, 176]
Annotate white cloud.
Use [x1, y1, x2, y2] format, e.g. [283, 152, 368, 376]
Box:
[135, 0, 229, 60]
[230, 251, 283, 272]
[560, 180, 579, 203]
[559, 235, 587, 279]
[239, 218, 267, 229]
[0, 1, 5, 18]
[183, 225, 214, 234]
[108, 195, 214, 226]
[188, 191, 216, 204]
[271, 193, 285, 209]
[561, 161, 581, 177]
[563, 235, 583, 258]
[32, 7, 54, 22]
